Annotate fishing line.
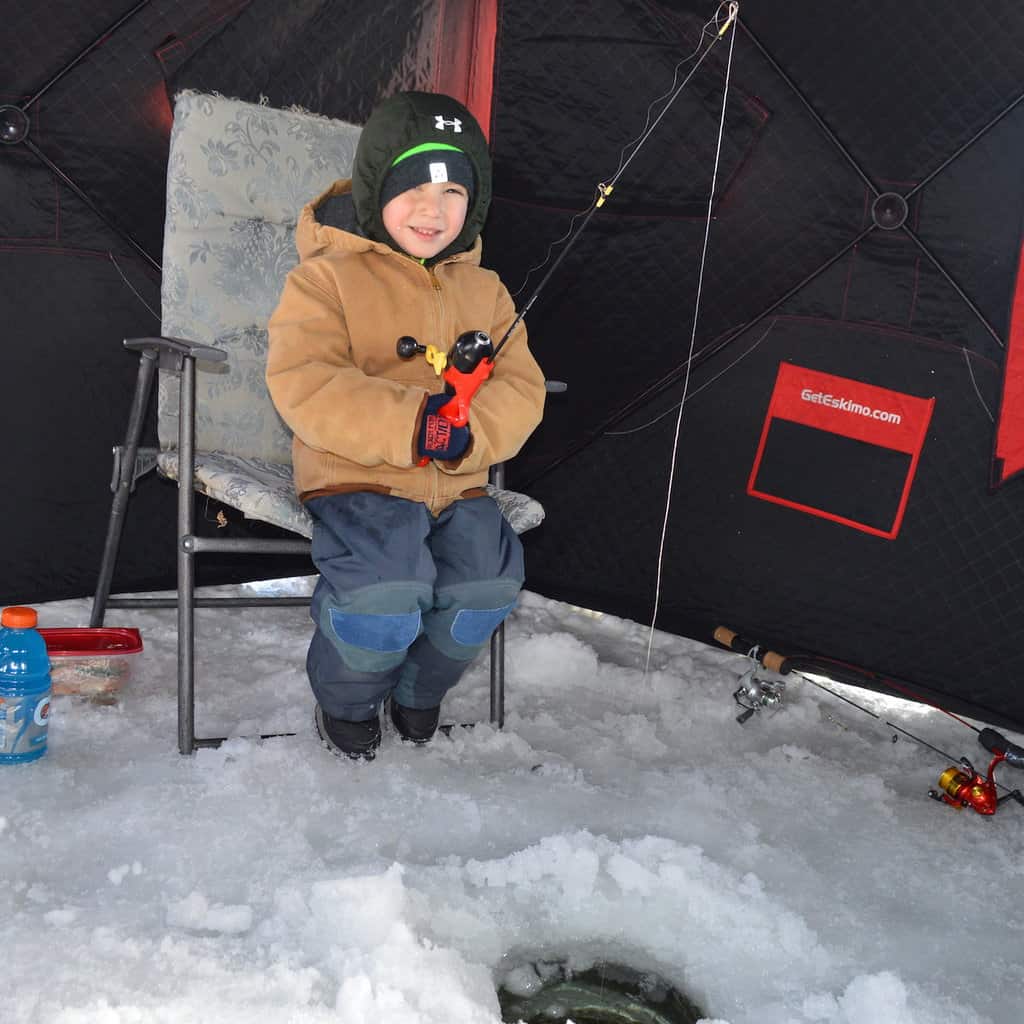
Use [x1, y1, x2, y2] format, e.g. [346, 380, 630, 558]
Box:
[616, 15, 727, 172]
[961, 347, 994, 422]
[643, 4, 739, 676]
[510, 2, 738, 303]
[488, 3, 739, 366]
[606, 319, 776, 437]
[109, 251, 160, 321]
[605, 3, 738, 197]
[609, 325, 996, 445]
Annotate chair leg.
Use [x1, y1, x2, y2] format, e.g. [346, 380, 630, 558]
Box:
[490, 620, 505, 728]
[177, 532, 197, 755]
[177, 357, 197, 755]
[90, 351, 158, 627]
[487, 461, 507, 729]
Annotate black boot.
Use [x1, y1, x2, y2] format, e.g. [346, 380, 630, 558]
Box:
[314, 704, 381, 760]
[389, 700, 440, 744]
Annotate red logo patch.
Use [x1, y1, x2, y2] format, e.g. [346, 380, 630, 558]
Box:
[748, 362, 935, 539]
[425, 414, 452, 451]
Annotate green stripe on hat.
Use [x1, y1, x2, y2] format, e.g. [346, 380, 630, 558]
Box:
[391, 142, 464, 166]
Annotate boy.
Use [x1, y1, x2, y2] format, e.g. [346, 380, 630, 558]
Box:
[266, 91, 546, 760]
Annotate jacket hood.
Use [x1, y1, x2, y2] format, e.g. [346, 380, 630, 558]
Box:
[295, 180, 482, 266]
[350, 91, 492, 264]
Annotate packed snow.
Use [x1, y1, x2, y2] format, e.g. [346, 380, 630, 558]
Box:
[4, 578, 1023, 1024]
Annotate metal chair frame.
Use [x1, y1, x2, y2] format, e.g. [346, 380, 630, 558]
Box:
[91, 336, 509, 754]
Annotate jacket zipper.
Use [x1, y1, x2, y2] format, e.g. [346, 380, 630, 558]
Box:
[427, 265, 445, 353]
[426, 264, 444, 514]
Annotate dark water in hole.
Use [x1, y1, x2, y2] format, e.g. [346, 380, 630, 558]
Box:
[497, 959, 704, 1024]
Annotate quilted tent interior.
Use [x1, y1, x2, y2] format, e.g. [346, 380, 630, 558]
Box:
[3, 0, 1024, 727]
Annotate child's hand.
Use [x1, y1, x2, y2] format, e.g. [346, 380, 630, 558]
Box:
[417, 393, 470, 461]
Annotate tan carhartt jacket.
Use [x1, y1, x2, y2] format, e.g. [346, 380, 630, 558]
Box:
[266, 181, 546, 514]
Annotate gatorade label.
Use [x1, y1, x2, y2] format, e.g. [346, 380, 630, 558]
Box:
[0, 694, 50, 758]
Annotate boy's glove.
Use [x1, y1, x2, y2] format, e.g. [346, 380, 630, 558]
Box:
[417, 393, 470, 461]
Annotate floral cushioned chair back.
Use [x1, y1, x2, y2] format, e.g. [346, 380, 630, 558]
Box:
[159, 90, 362, 463]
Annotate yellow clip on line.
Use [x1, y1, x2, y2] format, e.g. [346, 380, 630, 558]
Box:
[424, 345, 447, 375]
[719, 2, 738, 37]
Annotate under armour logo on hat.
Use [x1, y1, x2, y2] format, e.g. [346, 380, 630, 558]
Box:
[434, 115, 462, 132]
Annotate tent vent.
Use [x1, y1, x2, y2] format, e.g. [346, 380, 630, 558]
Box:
[0, 105, 30, 145]
[871, 191, 909, 230]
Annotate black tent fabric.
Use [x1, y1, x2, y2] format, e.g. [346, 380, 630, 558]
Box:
[2, 0, 448, 598]
[4, 1, 1024, 729]
[483, 0, 1024, 730]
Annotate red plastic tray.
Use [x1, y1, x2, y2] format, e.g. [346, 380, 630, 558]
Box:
[39, 627, 143, 656]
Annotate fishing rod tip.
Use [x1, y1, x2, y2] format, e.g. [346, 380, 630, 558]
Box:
[719, 2, 739, 35]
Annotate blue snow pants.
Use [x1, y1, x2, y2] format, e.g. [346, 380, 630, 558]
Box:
[305, 491, 525, 721]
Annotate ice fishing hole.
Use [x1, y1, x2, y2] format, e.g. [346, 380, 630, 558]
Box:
[497, 958, 704, 1024]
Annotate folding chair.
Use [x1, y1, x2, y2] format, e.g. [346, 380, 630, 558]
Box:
[90, 91, 544, 753]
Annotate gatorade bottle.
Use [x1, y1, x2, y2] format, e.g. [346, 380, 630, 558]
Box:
[0, 606, 52, 763]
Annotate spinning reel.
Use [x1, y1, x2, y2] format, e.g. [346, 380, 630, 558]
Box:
[733, 663, 787, 724]
[929, 729, 1024, 815]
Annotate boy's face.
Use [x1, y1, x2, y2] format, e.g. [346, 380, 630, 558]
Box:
[381, 181, 470, 260]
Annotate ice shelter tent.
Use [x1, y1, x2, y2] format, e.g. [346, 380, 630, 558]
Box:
[4, 0, 1024, 731]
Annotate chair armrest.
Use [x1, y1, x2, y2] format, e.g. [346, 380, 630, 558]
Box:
[124, 336, 227, 363]
[122, 338, 225, 487]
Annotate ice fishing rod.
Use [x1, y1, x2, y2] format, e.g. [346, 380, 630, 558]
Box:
[494, 1, 739, 362]
[714, 626, 1024, 815]
[398, 3, 740, 426]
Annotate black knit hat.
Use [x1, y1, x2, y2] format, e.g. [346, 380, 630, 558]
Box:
[351, 91, 492, 262]
[380, 146, 475, 208]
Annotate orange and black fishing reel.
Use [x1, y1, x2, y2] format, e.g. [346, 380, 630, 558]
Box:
[397, 329, 495, 430]
[931, 756, 1005, 815]
[397, 330, 495, 467]
[929, 729, 1024, 815]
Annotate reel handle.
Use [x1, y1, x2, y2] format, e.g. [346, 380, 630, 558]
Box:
[397, 336, 426, 359]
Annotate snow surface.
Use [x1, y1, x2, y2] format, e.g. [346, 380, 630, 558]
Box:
[4, 578, 1024, 1024]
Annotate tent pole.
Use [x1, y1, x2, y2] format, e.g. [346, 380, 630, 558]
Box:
[21, 139, 160, 272]
[900, 226, 1004, 349]
[905, 90, 1024, 201]
[21, 0, 155, 112]
[742, 18, 1008, 351]
[740, 22, 879, 196]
